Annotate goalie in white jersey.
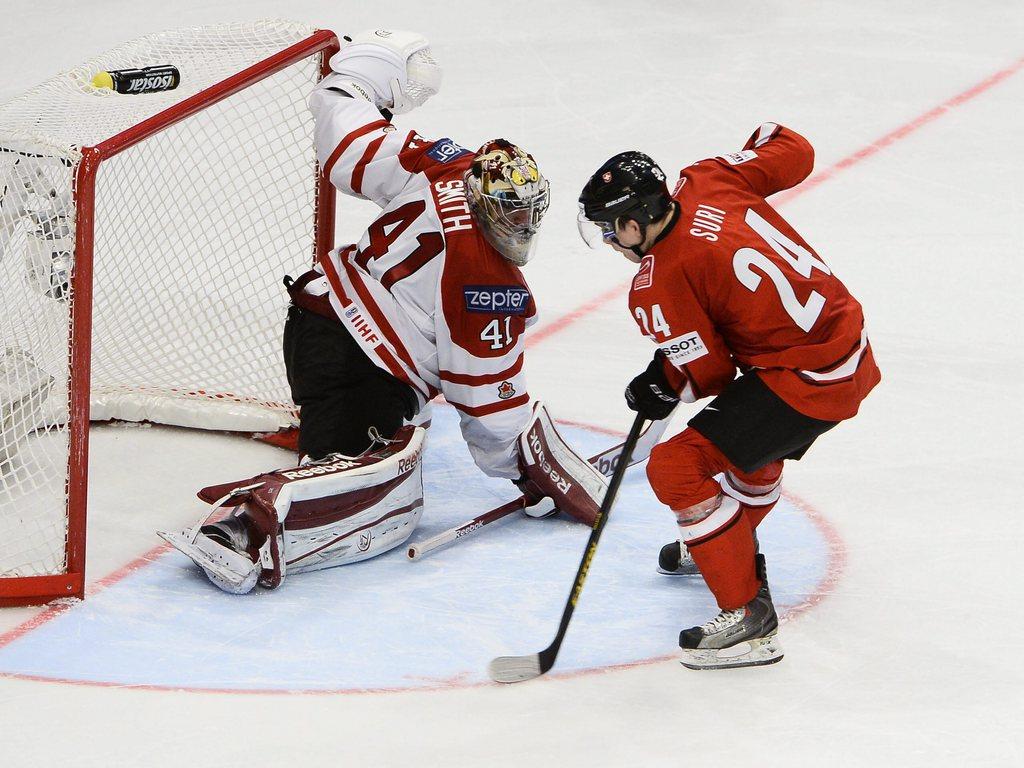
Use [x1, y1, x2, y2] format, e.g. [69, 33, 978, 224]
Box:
[161, 29, 609, 594]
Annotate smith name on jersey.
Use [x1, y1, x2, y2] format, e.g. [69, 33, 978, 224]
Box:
[296, 76, 537, 479]
[631, 123, 880, 422]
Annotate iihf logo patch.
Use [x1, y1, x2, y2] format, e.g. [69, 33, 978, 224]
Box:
[497, 381, 516, 400]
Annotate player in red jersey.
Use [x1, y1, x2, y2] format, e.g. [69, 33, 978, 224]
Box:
[578, 123, 880, 668]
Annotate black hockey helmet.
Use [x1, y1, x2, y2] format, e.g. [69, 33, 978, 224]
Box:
[577, 151, 671, 248]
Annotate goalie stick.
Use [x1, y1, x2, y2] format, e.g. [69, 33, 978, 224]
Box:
[488, 411, 647, 683]
[406, 410, 673, 560]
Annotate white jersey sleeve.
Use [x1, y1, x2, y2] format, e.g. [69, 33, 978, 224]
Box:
[311, 75, 457, 209]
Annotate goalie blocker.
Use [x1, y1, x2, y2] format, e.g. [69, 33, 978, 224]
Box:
[516, 402, 609, 526]
[159, 426, 425, 594]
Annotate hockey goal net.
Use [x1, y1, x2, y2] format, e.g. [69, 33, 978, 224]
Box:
[0, 21, 338, 606]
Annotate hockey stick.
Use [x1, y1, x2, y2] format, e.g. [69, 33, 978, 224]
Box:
[406, 410, 673, 560]
[405, 497, 527, 559]
[488, 411, 647, 683]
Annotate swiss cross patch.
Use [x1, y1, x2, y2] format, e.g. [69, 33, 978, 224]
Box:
[497, 381, 516, 400]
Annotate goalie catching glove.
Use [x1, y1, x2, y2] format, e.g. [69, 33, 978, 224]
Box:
[515, 402, 609, 526]
[327, 28, 442, 114]
[158, 426, 425, 594]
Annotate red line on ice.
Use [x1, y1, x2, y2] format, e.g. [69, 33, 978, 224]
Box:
[0, 544, 170, 650]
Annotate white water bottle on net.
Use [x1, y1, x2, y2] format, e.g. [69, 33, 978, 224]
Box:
[0, 20, 340, 606]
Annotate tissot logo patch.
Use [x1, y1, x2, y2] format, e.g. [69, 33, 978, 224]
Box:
[659, 331, 708, 366]
[463, 286, 531, 314]
[426, 138, 471, 164]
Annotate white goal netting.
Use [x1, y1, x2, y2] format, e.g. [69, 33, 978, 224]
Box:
[0, 21, 332, 584]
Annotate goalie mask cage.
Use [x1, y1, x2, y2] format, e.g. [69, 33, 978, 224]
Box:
[0, 21, 339, 606]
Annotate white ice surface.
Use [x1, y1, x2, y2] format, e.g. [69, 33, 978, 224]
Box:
[0, 409, 830, 692]
[1, 1, 1023, 766]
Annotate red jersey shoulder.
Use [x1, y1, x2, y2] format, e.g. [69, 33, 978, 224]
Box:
[686, 124, 814, 200]
[399, 132, 475, 181]
[668, 162, 764, 257]
[428, 165, 478, 241]
[440, 232, 534, 358]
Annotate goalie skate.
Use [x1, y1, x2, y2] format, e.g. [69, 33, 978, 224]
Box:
[158, 524, 266, 595]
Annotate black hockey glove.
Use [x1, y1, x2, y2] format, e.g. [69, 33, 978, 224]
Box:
[625, 352, 679, 421]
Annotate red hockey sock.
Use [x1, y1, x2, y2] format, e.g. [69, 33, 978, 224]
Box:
[687, 512, 760, 610]
[744, 503, 774, 530]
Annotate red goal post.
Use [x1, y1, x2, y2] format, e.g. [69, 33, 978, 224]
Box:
[0, 21, 340, 606]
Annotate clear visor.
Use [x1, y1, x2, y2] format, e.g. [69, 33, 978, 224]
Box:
[577, 204, 617, 249]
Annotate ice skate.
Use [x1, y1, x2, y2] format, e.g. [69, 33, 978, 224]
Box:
[678, 555, 783, 670]
[200, 515, 253, 554]
[657, 540, 701, 576]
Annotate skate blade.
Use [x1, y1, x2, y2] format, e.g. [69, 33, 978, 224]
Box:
[680, 634, 784, 670]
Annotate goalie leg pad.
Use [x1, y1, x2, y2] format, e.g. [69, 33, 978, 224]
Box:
[164, 426, 426, 593]
[517, 402, 608, 525]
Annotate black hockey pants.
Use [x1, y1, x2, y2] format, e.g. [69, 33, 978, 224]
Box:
[282, 304, 418, 459]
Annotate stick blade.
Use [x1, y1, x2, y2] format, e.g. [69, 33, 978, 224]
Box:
[488, 653, 544, 683]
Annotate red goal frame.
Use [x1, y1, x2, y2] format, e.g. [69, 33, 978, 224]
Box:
[0, 29, 339, 607]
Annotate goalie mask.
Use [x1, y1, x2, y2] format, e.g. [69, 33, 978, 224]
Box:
[465, 139, 550, 266]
